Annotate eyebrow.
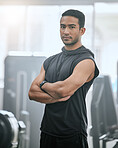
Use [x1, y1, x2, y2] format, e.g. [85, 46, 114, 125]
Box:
[60, 24, 77, 26]
[69, 24, 76, 26]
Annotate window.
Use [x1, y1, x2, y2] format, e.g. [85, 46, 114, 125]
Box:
[94, 3, 118, 93]
[0, 5, 94, 80]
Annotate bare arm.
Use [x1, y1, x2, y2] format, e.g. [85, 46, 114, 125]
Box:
[28, 65, 70, 104]
[41, 59, 95, 99]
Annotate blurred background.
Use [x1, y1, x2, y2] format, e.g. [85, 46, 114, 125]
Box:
[0, 0, 118, 148]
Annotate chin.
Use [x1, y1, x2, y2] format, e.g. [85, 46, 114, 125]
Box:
[63, 41, 71, 45]
[64, 42, 74, 46]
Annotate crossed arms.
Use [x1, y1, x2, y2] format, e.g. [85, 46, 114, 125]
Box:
[28, 59, 95, 104]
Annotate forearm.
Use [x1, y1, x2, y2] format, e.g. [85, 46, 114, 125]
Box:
[28, 65, 70, 103]
[28, 85, 57, 104]
[29, 84, 70, 104]
[41, 81, 72, 99]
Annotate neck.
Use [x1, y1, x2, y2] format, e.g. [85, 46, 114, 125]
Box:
[64, 42, 82, 51]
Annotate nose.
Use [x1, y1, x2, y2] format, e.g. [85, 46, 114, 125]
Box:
[63, 27, 70, 34]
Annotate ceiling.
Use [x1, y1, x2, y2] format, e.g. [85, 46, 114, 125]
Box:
[0, 0, 118, 5]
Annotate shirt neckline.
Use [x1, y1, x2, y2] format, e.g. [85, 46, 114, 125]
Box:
[62, 45, 84, 55]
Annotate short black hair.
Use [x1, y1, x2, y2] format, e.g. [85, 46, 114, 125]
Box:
[62, 9, 85, 29]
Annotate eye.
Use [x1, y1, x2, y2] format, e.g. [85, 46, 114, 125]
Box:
[69, 26, 75, 29]
[60, 25, 66, 29]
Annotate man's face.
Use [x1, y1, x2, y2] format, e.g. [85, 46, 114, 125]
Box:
[60, 16, 83, 46]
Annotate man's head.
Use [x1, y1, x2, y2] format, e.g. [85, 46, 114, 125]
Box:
[62, 9, 85, 29]
[60, 9, 86, 49]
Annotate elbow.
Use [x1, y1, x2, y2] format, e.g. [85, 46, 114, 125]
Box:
[28, 90, 33, 100]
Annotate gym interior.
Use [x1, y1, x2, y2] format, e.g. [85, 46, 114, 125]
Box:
[0, 0, 118, 147]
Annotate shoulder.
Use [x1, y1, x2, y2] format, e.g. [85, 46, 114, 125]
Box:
[73, 46, 99, 79]
[82, 47, 99, 80]
[72, 46, 94, 68]
[81, 46, 95, 58]
[43, 52, 62, 71]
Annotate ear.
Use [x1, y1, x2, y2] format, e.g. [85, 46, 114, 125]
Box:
[80, 28, 86, 35]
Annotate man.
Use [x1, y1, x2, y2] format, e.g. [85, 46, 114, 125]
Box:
[28, 9, 99, 148]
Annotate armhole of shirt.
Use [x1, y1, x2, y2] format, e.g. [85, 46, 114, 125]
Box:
[71, 56, 99, 80]
[43, 55, 54, 71]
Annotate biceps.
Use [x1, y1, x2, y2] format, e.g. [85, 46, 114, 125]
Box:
[73, 59, 95, 84]
[63, 59, 95, 92]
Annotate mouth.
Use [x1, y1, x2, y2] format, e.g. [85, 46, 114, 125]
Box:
[62, 36, 72, 40]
